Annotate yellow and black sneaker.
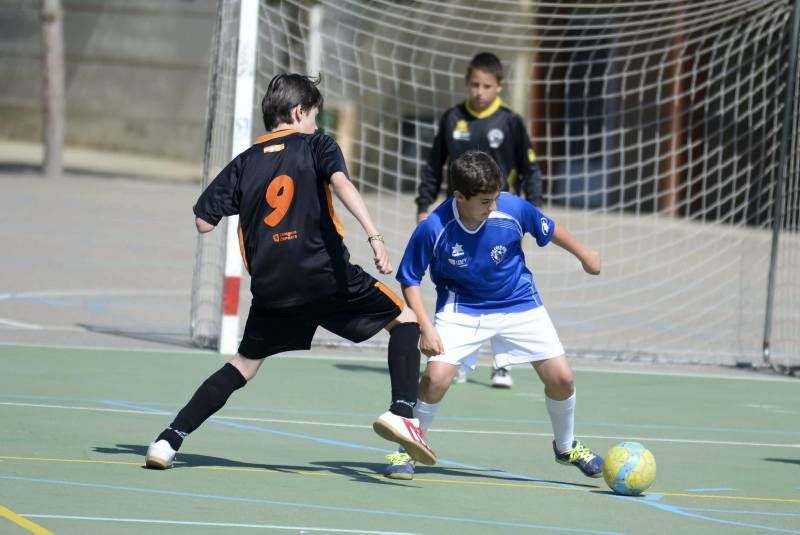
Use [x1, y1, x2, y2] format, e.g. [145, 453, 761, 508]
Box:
[384, 450, 415, 480]
[554, 440, 603, 478]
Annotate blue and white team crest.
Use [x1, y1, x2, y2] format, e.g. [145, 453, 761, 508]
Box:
[487, 128, 504, 148]
[449, 242, 468, 267]
[541, 217, 551, 236]
[490, 245, 507, 264]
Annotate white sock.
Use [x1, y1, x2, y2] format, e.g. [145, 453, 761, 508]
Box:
[413, 399, 440, 434]
[545, 391, 576, 453]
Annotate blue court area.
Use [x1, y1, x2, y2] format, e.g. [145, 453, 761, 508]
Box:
[1, 343, 798, 534]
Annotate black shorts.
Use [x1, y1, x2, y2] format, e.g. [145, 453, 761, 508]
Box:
[237, 267, 404, 359]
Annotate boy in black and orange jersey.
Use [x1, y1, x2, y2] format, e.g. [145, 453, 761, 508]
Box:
[145, 74, 435, 470]
[415, 52, 545, 389]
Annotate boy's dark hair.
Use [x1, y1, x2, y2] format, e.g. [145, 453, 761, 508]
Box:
[261, 73, 324, 130]
[449, 151, 502, 198]
[466, 52, 504, 83]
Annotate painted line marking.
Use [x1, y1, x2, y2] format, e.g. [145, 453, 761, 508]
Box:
[634, 495, 800, 534]
[681, 507, 800, 517]
[20, 514, 417, 534]
[2, 456, 799, 504]
[7, 394, 799, 439]
[685, 488, 736, 493]
[0, 505, 53, 535]
[0, 289, 187, 300]
[0, 342, 798, 382]
[2, 401, 799, 450]
[0, 476, 620, 534]
[0, 318, 42, 330]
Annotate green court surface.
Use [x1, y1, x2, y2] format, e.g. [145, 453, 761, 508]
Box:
[0, 343, 798, 534]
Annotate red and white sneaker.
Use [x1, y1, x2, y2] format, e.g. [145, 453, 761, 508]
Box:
[372, 411, 436, 465]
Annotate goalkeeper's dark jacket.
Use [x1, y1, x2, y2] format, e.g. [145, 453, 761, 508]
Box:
[415, 98, 543, 213]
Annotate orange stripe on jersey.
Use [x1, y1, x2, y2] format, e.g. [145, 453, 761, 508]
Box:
[375, 281, 405, 310]
[237, 223, 250, 273]
[323, 182, 346, 237]
[254, 129, 297, 144]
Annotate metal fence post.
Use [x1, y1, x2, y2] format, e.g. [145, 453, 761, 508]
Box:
[762, 0, 800, 365]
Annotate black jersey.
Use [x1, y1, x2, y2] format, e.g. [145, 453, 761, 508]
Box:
[194, 129, 362, 308]
[415, 98, 543, 212]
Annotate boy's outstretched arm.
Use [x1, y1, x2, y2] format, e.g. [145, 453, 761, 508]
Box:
[551, 224, 601, 275]
[329, 171, 392, 274]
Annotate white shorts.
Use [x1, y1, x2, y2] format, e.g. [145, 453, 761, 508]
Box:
[428, 306, 564, 370]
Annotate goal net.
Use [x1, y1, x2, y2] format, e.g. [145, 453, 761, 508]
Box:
[192, 0, 800, 368]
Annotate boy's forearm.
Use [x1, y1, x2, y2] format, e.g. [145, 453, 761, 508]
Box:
[330, 172, 379, 236]
[401, 284, 433, 330]
[552, 224, 601, 274]
[552, 224, 589, 262]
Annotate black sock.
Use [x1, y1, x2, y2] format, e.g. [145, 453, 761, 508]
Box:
[157, 363, 247, 450]
[156, 427, 187, 452]
[387, 322, 421, 418]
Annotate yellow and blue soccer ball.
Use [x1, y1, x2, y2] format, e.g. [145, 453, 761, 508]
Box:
[602, 442, 656, 496]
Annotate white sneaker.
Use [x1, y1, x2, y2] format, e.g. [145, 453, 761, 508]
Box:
[372, 411, 436, 465]
[452, 368, 468, 384]
[491, 367, 513, 388]
[145, 439, 176, 469]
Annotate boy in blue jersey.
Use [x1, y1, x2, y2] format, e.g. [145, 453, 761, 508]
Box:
[383, 150, 602, 480]
[144, 74, 435, 470]
[417, 52, 545, 388]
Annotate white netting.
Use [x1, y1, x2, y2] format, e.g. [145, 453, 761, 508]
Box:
[192, 0, 800, 367]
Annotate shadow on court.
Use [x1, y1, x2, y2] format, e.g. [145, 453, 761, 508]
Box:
[763, 457, 800, 466]
[93, 444, 598, 488]
[77, 324, 195, 349]
[334, 363, 499, 388]
[334, 363, 389, 375]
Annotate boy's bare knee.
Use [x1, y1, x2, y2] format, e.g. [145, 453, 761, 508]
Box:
[385, 306, 418, 332]
[419, 363, 456, 403]
[229, 354, 263, 381]
[396, 306, 417, 323]
[420, 381, 449, 404]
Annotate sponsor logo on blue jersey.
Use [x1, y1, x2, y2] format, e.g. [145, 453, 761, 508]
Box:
[449, 242, 468, 267]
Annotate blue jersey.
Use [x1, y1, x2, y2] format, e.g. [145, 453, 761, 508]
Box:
[397, 192, 555, 314]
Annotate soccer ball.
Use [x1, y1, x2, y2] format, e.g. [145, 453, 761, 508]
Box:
[602, 442, 656, 496]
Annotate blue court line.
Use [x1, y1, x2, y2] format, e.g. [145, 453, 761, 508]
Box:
[135, 398, 800, 533]
[680, 508, 800, 518]
[104, 399, 581, 488]
[3, 393, 799, 438]
[619, 494, 800, 534]
[0, 476, 619, 534]
[6, 396, 795, 532]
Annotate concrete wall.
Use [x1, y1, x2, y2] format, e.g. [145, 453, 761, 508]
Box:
[0, 0, 216, 165]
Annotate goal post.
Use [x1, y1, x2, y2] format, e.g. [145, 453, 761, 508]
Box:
[192, 0, 800, 368]
[190, 0, 257, 352]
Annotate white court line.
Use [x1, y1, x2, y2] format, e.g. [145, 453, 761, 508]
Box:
[0, 318, 42, 330]
[0, 324, 106, 333]
[20, 514, 417, 534]
[0, 340, 797, 382]
[0, 289, 187, 300]
[0, 341, 212, 355]
[2, 401, 798, 450]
